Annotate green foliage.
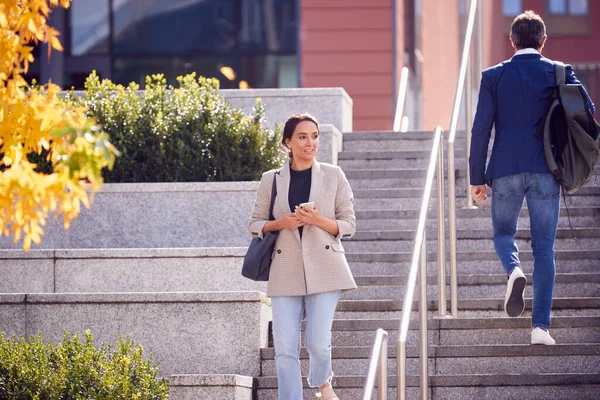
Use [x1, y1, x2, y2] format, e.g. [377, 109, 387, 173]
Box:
[0, 330, 169, 400]
[75, 71, 284, 182]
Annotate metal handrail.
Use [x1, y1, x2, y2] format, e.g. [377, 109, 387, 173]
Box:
[397, 126, 445, 400]
[394, 67, 410, 132]
[447, 0, 478, 318]
[362, 328, 389, 400]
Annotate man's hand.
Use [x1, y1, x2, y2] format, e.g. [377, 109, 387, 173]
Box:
[471, 185, 488, 202]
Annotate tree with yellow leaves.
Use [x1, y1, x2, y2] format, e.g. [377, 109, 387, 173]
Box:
[0, 0, 118, 250]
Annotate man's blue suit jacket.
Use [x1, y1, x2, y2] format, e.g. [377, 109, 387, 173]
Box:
[469, 53, 595, 186]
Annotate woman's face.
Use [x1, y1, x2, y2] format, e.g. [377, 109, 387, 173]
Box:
[285, 120, 319, 166]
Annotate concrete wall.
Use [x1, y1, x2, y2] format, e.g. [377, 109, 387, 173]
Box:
[0, 248, 265, 294]
[221, 88, 353, 133]
[0, 182, 258, 250]
[0, 123, 341, 251]
[169, 375, 253, 400]
[0, 292, 271, 377]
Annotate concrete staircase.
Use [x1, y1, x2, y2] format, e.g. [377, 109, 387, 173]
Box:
[255, 131, 600, 399]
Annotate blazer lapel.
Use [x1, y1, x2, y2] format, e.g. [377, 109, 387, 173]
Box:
[308, 160, 323, 204]
[276, 161, 292, 216]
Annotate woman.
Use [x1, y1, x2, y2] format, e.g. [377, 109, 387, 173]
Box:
[248, 113, 357, 400]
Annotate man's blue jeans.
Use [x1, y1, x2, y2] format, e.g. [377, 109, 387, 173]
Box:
[271, 290, 341, 400]
[491, 172, 560, 329]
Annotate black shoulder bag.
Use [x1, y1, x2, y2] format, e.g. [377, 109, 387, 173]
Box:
[241, 172, 279, 281]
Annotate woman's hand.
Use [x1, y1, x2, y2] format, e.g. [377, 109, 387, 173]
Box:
[277, 213, 305, 230]
[295, 204, 322, 226]
[296, 204, 340, 236]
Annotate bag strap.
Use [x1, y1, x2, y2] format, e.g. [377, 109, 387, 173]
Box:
[554, 61, 566, 86]
[268, 171, 278, 221]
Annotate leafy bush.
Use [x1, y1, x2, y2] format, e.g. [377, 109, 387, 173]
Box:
[72, 71, 284, 182]
[0, 330, 169, 400]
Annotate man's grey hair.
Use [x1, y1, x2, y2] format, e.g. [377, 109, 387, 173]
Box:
[510, 10, 546, 50]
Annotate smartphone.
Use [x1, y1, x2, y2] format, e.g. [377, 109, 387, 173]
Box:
[298, 201, 315, 210]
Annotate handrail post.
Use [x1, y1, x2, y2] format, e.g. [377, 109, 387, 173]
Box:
[378, 334, 388, 400]
[447, 0, 478, 318]
[418, 233, 428, 400]
[437, 134, 446, 316]
[394, 67, 409, 132]
[397, 339, 406, 400]
[465, 55, 474, 208]
[362, 329, 389, 400]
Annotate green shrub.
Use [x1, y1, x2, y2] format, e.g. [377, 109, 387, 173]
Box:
[0, 330, 169, 400]
[73, 71, 284, 182]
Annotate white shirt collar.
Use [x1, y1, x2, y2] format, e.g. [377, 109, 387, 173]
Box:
[512, 48, 540, 58]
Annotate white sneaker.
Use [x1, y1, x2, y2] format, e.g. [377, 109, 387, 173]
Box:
[531, 328, 556, 345]
[504, 267, 526, 317]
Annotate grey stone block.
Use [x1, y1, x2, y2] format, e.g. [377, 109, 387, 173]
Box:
[54, 248, 265, 293]
[169, 374, 253, 400]
[0, 259, 54, 293]
[2, 292, 270, 377]
[220, 87, 353, 133]
[317, 124, 343, 165]
[0, 183, 261, 249]
[0, 248, 265, 294]
[0, 295, 26, 337]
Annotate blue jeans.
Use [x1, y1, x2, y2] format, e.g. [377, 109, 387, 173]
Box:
[491, 172, 560, 330]
[271, 290, 341, 400]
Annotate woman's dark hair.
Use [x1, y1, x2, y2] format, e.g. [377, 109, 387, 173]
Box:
[282, 113, 320, 157]
[510, 10, 546, 50]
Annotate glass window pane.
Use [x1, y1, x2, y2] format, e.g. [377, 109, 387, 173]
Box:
[112, 0, 236, 55]
[241, 55, 297, 88]
[70, 0, 109, 55]
[112, 56, 240, 89]
[503, 0, 522, 16]
[548, 0, 567, 14]
[240, 0, 298, 52]
[568, 0, 588, 15]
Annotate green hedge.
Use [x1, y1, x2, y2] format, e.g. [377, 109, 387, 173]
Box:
[72, 72, 284, 182]
[0, 331, 168, 400]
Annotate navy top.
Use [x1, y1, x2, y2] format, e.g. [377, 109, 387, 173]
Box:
[289, 167, 312, 238]
[469, 54, 595, 186]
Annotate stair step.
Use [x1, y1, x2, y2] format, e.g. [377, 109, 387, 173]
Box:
[343, 237, 599, 253]
[350, 259, 600, 276]
[336, 297, 600, 312]
[260, 344, 600, 376]
[351, 227, 600, 240]
[255, 374, 600, 400]
[346, 250, 600, 263]
[353, 195, 600, 209]
[358, 216, 600, 230]
[354, 206, 600, 220]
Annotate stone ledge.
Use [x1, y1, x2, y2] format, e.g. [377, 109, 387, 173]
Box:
[10, 291, 270, 305]
[221, 87, 353, 104]
[0, 247, 247, 259]
[95, 181, 259, 193]
[169, 374, 253, 388]
[0, 249, 55, 259]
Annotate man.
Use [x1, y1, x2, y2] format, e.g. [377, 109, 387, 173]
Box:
[469, 10, 594, 345]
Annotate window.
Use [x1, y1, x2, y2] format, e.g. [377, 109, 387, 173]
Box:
[70, 0, 110, 56]
[503, 0, 522, 16]
[110, 0, 298, 88]
[548, 0, 589, 15]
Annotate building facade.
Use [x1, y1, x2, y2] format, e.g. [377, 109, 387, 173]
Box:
[32, 0, 599, 132]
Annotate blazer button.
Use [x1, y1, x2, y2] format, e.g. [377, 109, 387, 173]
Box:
[277, 249, 281, 254]
[325, 245, 330, 250]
